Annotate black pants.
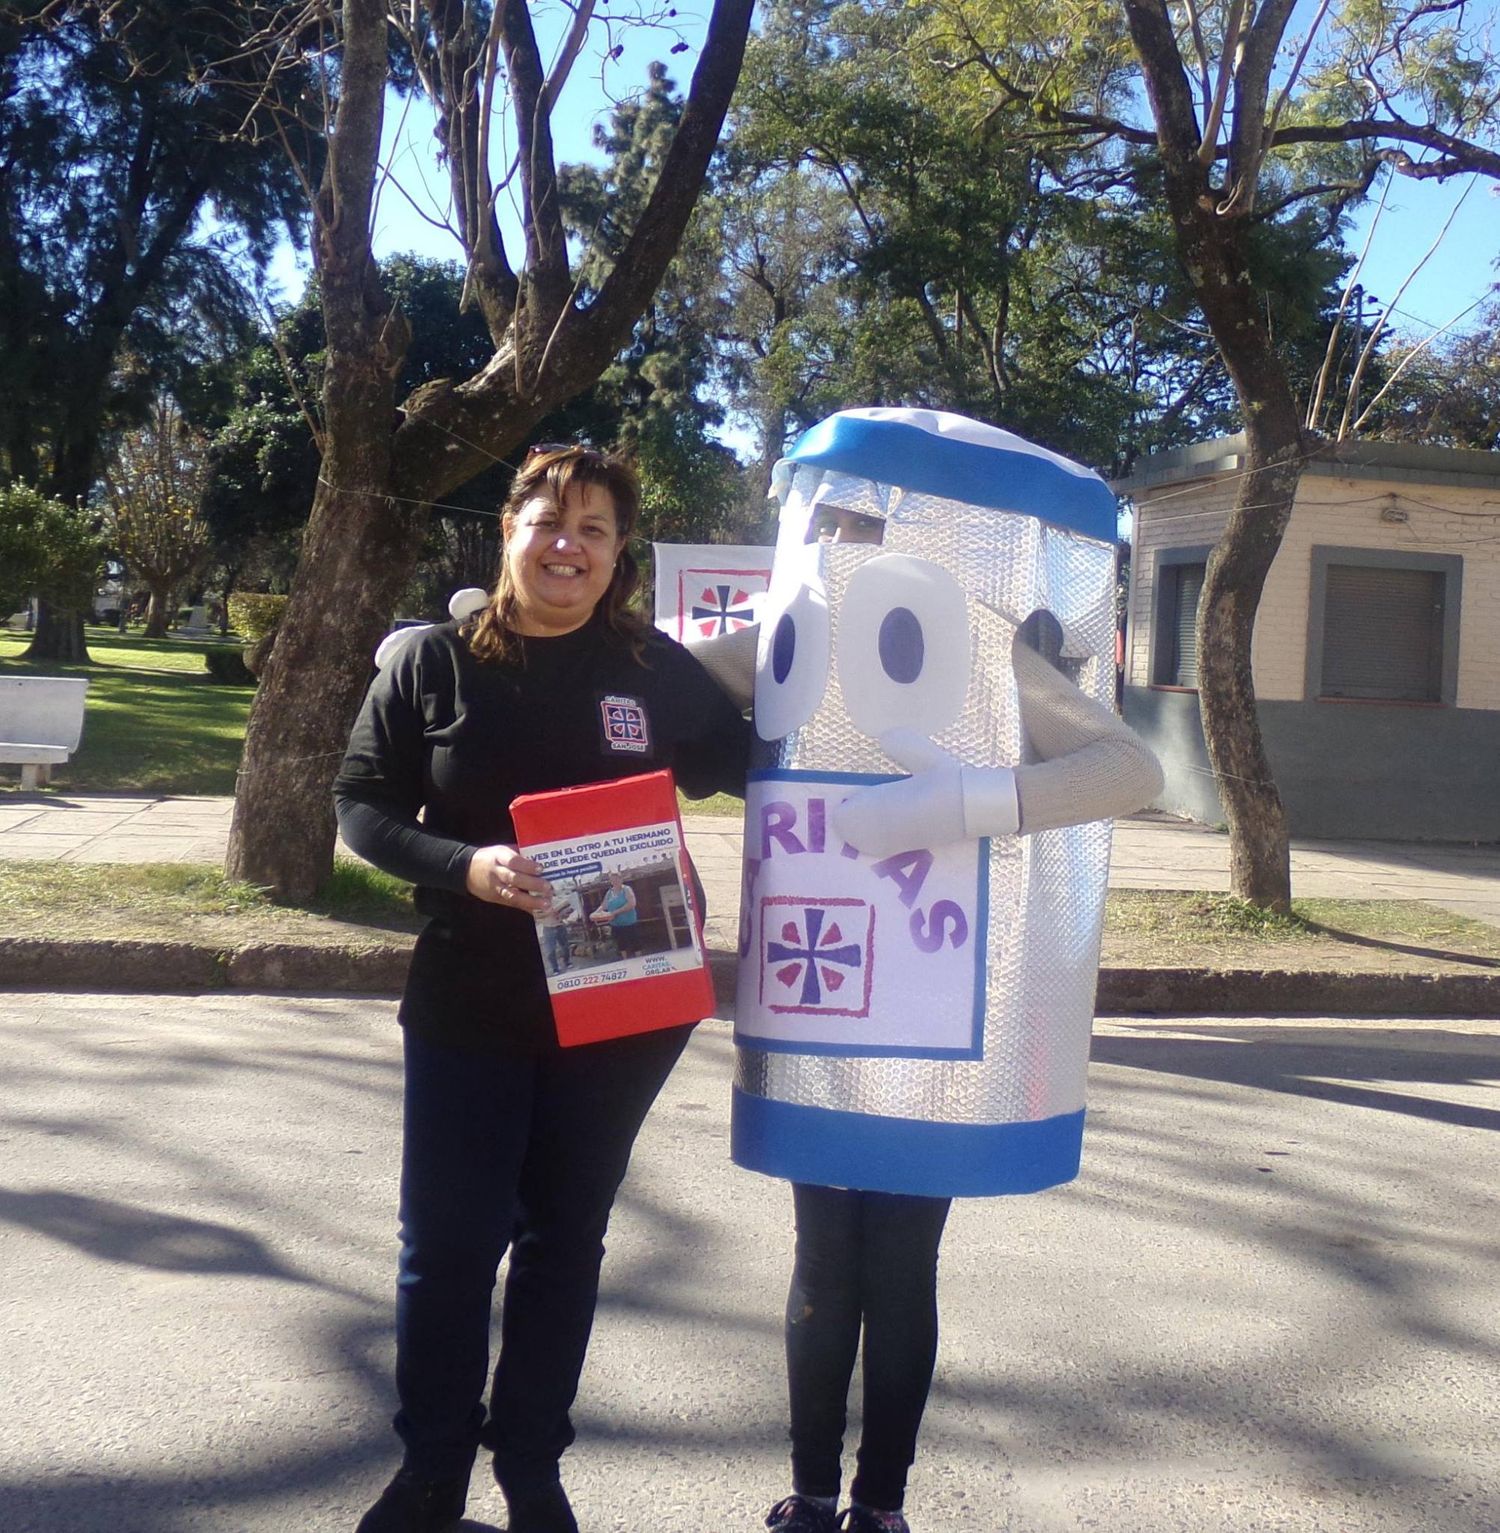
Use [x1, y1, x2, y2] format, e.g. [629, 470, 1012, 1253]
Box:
[785, 1183, 952, 1512]
[391, 1024, 691, 1493]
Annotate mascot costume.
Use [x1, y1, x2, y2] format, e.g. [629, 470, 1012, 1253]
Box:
[721, 407, 1161, 1199]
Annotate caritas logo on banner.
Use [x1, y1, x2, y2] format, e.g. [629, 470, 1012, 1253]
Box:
[735, 771, 988, 1058]
[651, 543, 772, 642]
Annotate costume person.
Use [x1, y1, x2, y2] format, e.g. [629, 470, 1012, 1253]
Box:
[692, 408, 1162, 1533]
[337, 445, 748, 1533]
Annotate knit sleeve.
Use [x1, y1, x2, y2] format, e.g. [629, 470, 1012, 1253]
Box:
[1011, 640, 1164, 834]
[332, 635, 476, 892]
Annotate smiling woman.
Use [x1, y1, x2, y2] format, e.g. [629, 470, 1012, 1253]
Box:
[332, 442, 751, 1533]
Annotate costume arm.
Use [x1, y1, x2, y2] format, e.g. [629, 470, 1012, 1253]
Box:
[832, 640, 1162, 857]
[1009, 641, 1164, 834]
[685, 622, 757, 712]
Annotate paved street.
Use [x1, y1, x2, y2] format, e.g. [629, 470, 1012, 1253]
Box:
[2, 995, 1496, 1533]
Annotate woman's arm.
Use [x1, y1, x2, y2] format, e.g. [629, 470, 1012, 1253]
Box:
[333, 648, 477, 893]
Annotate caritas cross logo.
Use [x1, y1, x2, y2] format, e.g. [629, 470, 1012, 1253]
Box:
[691, 582, 757, 638]
[761, 896, 874, 1017]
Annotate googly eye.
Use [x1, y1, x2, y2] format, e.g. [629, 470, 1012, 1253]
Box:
[755, 575, 831, 741]
[836, 554, 969, 739]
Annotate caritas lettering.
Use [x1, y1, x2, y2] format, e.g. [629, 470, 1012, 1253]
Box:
[755, 797, 969, 952]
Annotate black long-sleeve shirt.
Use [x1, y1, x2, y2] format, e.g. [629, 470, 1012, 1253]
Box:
[334, 615, 750, 1053]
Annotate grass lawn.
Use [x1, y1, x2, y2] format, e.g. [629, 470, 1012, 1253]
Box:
[0, 856, 420, 942]
[1, 625, 252, 794]
[1103, 889, 1500, 968]
[0, 624, 745, 811]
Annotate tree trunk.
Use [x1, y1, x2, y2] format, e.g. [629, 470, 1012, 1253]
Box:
[225, 474, 423, 899]
[1181, 240, 1302, 910]
[225, 0, 408, 903]
[23, 600, 89, 662]
[1195, 425, 1299, 910]
[1122, 0, 1303, 911]
[142, 585, 172, 638]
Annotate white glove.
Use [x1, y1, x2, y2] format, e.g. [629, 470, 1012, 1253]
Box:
[831, 728, 1018, 858]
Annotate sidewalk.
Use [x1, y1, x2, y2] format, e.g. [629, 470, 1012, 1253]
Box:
[3, 792, 1500, 927]
[4, 792, 1500, 1013]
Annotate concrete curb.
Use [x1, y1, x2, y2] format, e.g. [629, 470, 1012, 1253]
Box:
[5, 938, 1500, 1016]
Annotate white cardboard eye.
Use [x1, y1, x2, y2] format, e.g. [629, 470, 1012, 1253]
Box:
[837, 554, 969, 739]
[755, 575, 831, 741]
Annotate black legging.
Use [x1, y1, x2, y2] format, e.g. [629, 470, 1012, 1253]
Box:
[785, 1183, 952, 1512]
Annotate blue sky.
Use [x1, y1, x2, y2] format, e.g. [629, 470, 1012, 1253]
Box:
[265, 9, 1500, 454]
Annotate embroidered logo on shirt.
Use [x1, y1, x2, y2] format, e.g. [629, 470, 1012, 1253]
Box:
[600, 694, 651, 755]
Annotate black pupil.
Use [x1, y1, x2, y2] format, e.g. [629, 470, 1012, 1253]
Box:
[772, 613, 797, 683]
[878, 607, 924, 683]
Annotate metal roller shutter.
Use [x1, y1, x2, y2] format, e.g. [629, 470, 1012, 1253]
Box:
[1321, 564, 1443, 701]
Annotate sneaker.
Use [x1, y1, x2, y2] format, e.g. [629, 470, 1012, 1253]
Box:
[837, 1508, 911, 1533]
[503, 1479, 580, 1533]
[355, 1467, 468, 1533]
[766, 1495, 840, 1532]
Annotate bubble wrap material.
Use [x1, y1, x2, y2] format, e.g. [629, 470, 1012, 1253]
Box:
[735, 475, 1116, 1132]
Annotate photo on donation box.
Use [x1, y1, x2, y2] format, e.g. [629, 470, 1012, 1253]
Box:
[529, 824, 702, 992]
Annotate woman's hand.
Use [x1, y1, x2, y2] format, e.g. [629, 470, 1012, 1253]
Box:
[465, 845, 552, 911]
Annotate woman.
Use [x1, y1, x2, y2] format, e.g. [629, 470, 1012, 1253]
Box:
[589, 869, 640, 956]
[335, 445, 749, 1533]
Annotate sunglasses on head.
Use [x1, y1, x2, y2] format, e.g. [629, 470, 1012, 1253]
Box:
[523, 441, 605, 463]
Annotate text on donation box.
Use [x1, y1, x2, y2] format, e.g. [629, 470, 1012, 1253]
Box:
[736, 772, 988, 1058]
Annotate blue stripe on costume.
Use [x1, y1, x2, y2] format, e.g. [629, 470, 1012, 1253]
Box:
[731, 1086, 1084, 1197]
[786, 415, 1117, 543]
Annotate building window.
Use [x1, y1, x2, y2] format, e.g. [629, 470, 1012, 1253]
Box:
[1151, 549, 1210, 688]
[1308, 547, 1461, 705]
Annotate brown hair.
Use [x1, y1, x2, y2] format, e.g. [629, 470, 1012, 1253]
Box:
[465, 445, 652, 664]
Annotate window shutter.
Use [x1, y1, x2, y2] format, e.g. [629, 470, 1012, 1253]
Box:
[1169, 564, 1205, 687]
[1321, 565, 1443, 701]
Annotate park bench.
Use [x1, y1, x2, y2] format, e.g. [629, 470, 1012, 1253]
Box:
[0, 676, 89, 788]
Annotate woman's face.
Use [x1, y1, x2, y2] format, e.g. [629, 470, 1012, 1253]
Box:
[608, 871, 624, 888]
[505, 480, 623, 636]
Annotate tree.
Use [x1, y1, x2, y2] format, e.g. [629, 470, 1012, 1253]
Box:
[101, 396, 212, 637]
[0, 483, 103, 622]
[1363, 299, 1500, 450]
[699, 0, 1270, 486]
[0, 2, 311, 659]
[936, 0, 1500, 907]
[215, 0, 753, 900]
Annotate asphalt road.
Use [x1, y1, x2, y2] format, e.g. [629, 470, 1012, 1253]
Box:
[2, 996, 1497, 1533]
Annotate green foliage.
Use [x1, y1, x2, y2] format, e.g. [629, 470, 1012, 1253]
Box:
[227, 593, 288, 642]
[0, 3, 313, 502]
[699, 0, 1245, 473]
[203, 645, 255, 685]
[0, 482, 103, 617]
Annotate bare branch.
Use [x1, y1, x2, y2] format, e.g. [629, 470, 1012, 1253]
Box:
[1197, 0, 1248, 167]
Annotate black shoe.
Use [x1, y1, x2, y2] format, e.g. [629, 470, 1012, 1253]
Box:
[837, 1508, 911, 1533]
[355, 1467, 468, 1533]
[503, 1479, 579, 1533]
[766, 1496, 840, 1532]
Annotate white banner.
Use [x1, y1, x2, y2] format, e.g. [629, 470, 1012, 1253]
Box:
[735, 772, 989, 1057]
[652, 543, 773, 642]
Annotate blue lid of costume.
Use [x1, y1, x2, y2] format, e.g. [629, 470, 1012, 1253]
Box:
[784, 407, 1118, 544]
